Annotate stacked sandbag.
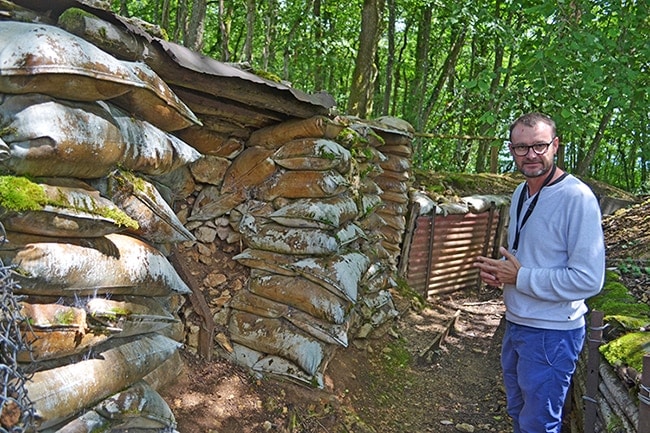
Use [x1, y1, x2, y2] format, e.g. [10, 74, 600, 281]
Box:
[183, 115, 409, 387]
[0, 20, 199, 432]
[371, 116, 415, 267]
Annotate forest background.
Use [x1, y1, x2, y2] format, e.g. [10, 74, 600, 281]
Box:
[111, 0, 648, 193]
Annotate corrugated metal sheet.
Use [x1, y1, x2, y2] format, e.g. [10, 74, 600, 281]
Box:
[405, 207, 505, 298]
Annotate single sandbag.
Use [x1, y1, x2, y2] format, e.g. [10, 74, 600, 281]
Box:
[249, 270, 351, 325]
[379, 144, 413, 157]
[221, 146, 276, 194]
[288, 252, 370, 303]
[0, 176, 137, 238]
[94, 380, 177, 430]
[379, 153, 411, 172]
[176, 126, 244, 158]
[100, 102, 202, 176]
[238, 214, 340, 256]
[0, 93, 125, 178]
[109, 60, 201, 132]
[0, 21, 135, 101]
[273, 138, 351, 173]
[255, 170, 348, 201]
[232, 248, 298, 276]
[247, 116, 346, 149]
[86, 295, 178, 338]
[91, 170, 195, 244]
[0, 232, 191, 297]
[18, 302, 110, 362]
[268, 193, 358, 229]
[148, 165, 197, 204]
[229, 342, 324, 388]
[374, 176, 409, 194]
[229, 311, 327, 377]
[189, 186, 246, 221]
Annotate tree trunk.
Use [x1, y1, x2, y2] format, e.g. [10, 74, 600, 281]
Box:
[347, 0, 384, 118]
[406, 5, 432, 129]
[185, 0, 207, 52]
[575, 102, 614, 176]
[218, 0, 231, 61]
[262, 0, 277, 70]
[313, 0, 324, 91]
[422, 27, 467, 124]
[381, 0, 396, 116]
[161, 0, 171, 32]
[243, 0, 255, 64]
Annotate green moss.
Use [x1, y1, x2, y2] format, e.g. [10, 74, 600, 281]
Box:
[0, 176, 47, 212]
[54, 309, 76, 326]
[393, 277, 426, 310]
[98, 207, 138, 229]
[605, 315, 649, 331]
[337, 128, 366, 149]
[253, 69, 282, 83]
[599, 331, 650, 373]
[0, 175, 137, 228]
[57, 8, 95, 28]
[588, 279, 650, 318]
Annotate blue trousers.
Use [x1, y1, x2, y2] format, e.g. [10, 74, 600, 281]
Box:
[501, 321, 585, 433]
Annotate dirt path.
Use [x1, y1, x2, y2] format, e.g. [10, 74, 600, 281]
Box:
[161, 285, 512, 433]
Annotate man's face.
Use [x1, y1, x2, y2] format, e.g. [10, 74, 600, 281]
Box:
[509, 122, 558, 178]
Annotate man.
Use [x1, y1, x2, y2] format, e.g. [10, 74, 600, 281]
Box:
[474, 112, 605, 433]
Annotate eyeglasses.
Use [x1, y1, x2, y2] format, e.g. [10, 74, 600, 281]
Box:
[508, 137, 555, 157]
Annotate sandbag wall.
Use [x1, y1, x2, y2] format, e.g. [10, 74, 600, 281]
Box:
[175, 116, 414, 387]
[0, 7, 416, 433]
[0, 20, 201, 432]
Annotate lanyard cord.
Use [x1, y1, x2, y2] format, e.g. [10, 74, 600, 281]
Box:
[512, 165, 558, 252]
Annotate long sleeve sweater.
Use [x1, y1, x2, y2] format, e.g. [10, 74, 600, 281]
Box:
[504, 174, 605, 330]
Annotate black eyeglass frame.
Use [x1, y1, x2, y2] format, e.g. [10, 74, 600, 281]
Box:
[507, 137, 556, 157]
[506, 136, 557, 156]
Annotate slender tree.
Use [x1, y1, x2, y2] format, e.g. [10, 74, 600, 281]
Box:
[347, 0, 384, 117]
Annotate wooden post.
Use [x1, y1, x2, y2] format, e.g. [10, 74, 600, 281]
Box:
[639, 354, 650, 433]
[425, 212, 436, 298]
[398, 201, 420, 278]
[583, 310, 604, 433]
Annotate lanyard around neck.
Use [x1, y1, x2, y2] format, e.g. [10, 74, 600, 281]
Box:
[512, 165, 557, 252]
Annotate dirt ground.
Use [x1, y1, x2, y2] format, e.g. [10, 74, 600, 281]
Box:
[160, 285, 512, 433]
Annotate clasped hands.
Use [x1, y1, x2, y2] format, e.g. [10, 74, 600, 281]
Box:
[474, 246, 521, 288]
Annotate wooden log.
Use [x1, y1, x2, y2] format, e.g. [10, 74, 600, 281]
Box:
[598, 379, 636, 433]
[418, 310, 461, 363]
[600, 361, 639, 429]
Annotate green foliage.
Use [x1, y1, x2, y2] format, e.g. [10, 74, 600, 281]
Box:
[113, 0, 649, 192]
[617, 258, 650, 278]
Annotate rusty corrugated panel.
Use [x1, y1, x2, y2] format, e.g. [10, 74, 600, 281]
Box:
[406, 209, 503, 298]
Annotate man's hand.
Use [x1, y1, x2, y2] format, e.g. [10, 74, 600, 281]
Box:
[474, 246, 521, 288]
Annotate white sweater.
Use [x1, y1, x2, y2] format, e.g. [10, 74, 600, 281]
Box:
[504, 174, 605, 330]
